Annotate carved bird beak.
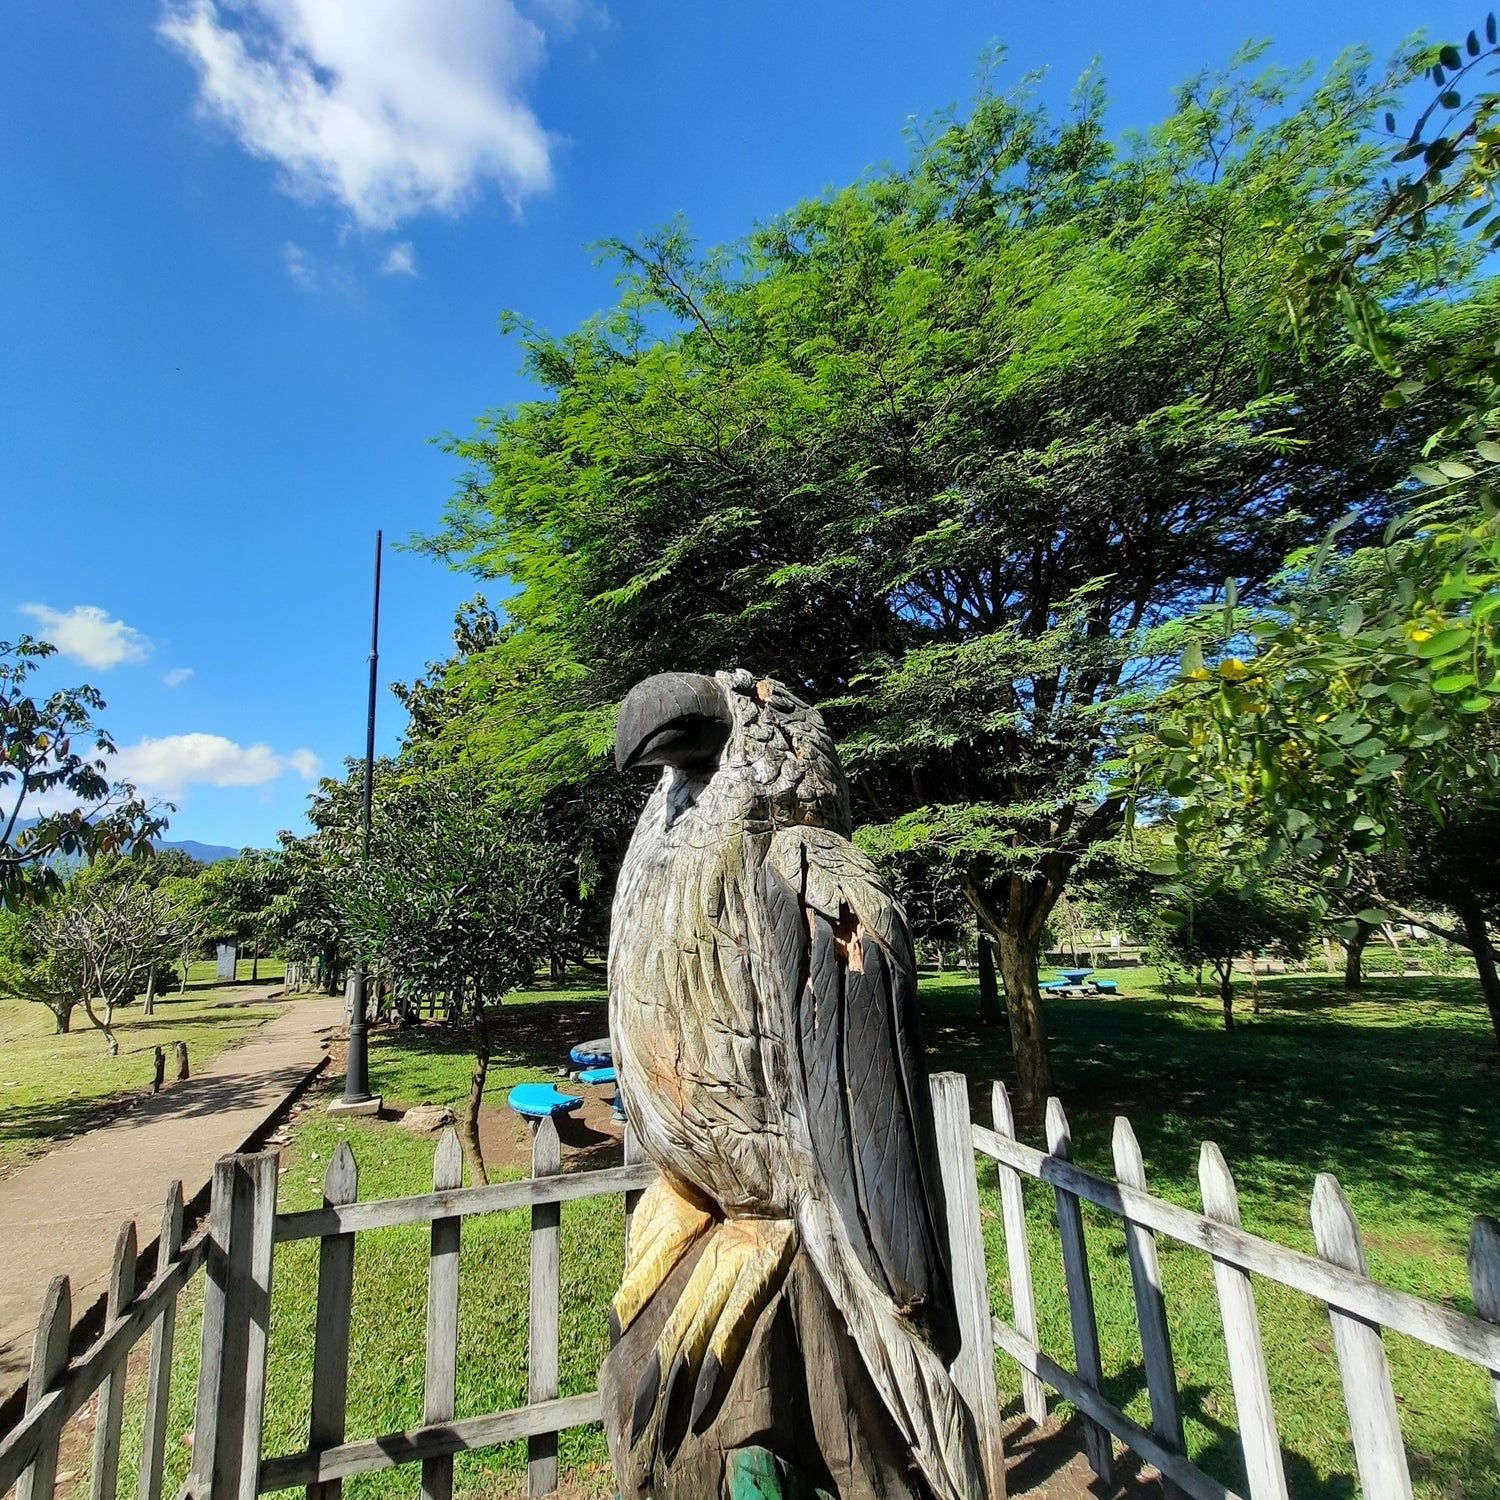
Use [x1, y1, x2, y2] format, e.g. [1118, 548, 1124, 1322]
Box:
[615, 672, 733, 774]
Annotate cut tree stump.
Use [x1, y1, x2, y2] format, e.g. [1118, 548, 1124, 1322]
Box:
[600, 1242, 935, 1499]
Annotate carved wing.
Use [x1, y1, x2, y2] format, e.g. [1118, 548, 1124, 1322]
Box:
[763, 826, 959, 1359]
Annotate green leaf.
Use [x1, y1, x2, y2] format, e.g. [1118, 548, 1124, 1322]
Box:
[1458, 695, 1496, 713]
[1433, 672, 1478, 693]
[1361, 753, 1407, 776]
[1146, 858, 1183, 877]
[1437, 460, 1476, 480]
[1439, 43, 1463, 69]
[1357, 908, 1388, 924]
[1179, 640, 1205, 679]
[1339, 601, 1364, 638]
[1475, 440, 1500, 464]
[1414, 628, 1469, 658]
[1412, 463, 1448, 487]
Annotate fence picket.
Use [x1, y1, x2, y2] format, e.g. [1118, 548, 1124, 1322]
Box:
[1310, 1175, 1412, 1500]
[139, 1182, 184, 1500]
[236, 1154, 279, 1500]
[528, 1117, 563, 1497]
[191, 1157, 236, 1497]
[1045, 1098, 1113, 1482]
[16, 1276, 70, 1500]
[1468, 1216, 1500, 1426]
[1112, 1117, 1185, 1486]
[928, 1074, 1007, 1498]
[89, 1221, 138, 1500]
[308, 1142, 360, 1500]
[991, 1082, 1047, 1425]
[422, 1130, 464, 1500]
[623, 1123, 644, 1262]
[1199, 1144, 1288, 1500]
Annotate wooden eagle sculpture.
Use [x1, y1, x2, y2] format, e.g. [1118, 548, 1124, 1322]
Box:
[601, 669, 986, 1500]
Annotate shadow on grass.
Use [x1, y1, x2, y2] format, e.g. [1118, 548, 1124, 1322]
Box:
[922, 972, 1499, 1238]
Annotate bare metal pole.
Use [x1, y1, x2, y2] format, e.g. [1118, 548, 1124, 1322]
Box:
[340, 530, 381, 1108]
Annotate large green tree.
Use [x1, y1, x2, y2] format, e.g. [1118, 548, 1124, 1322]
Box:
[420, 44, 1465, 1103]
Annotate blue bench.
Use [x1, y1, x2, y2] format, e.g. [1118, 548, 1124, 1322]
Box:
[569, 1038, 612, 1068]
[578, 1066, 617, 1086]
[1092, 979, 1119, 994]
[508, 1083, 583, 1122]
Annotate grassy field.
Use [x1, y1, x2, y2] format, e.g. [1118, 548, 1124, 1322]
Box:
[96, 966, 1499, 1500]
[0, 968, 287, 1174]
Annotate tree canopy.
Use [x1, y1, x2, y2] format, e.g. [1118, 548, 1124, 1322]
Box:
[417, 41, 1481, 1102]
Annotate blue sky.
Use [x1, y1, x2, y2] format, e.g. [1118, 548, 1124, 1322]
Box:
[0, 0, 1477, 850]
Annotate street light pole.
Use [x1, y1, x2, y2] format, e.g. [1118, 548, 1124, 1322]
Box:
[333, 529, 384, 1115]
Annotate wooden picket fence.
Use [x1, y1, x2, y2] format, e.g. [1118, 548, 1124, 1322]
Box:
[2, 1072, 1497, 1500]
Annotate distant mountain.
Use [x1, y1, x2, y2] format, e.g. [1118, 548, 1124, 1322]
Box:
[7, 819, 242, 865]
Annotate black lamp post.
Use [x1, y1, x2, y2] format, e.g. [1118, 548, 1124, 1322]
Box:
[334, 529, 383, 1114]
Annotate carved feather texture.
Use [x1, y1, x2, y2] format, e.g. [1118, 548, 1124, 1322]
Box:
[610, 671, 985, 1500]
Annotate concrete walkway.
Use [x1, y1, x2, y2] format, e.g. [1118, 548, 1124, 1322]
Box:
[0, 989, 343, 1399]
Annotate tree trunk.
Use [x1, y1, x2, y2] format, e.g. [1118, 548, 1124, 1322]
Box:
[1321, 935, 1338, 973]
[460, 988, 491, 1185]
[55, 1003, 72, 1034]
[976, 932, 1002, 1027]
[1194, 964, 1204, 998]
[935, 945, 944, 973]
[994, 928, 1054, 1105]
[1457, 903, 1500, 1053]
[1344, 921, 1372, 992]
[549, 952, 565, 982]
[179, 958, 189, 995]
[251, 940, 259, 983]
[1217, 965, 1235, 1031]
[143, 965, 157, 1017]
[1247, 954, 1260, 1014]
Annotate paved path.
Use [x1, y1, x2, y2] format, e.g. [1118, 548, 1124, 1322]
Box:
[0, 989, 343, 1398]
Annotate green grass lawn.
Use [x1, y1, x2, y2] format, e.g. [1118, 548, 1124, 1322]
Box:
[0, 975, 288, 1173]
[104, 967, 1500, 1500]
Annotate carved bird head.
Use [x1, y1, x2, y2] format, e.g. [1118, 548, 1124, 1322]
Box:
[615, 669, 851, 836]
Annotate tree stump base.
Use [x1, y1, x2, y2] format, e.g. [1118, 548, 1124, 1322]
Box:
[601, 1238, 933, 1500]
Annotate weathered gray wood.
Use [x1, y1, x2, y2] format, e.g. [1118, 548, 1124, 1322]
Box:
[174, 1040, 190, 1080]
[90, 1220, 139, 1500]
[307, 1143, 359, 1500]
[195, 1154, 279, 1500]
[1309, 1175, 1413, 1500]
[991, 1082, 1046, 1425]
[16, 1275, 71, 1500]
[1045, 1097, 1112, 1482]
[422, 1129, 464, 1500]
[990, 1317, 1243, 1500]
[528, 1116, 562, 1496]
[0, 1232, 209, 1500]
[140, 1182, 185, 1500]
[623, 1122, 644, 1260]
[274, 1161, 658, 1242]
[970, 1121, 1500, 1370]
[192, 1158, 238, 1498]
[257, 1393, 603, 1491]
[929, 1073, 1007, 1498]
[1467, 1216, 1500, 1427]
[1112, 1117, 1186, 1484]
[237, 1154, 279, 1500]
[1199, 1144, 1287, 1500]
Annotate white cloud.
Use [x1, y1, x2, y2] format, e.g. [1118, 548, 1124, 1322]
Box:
[163, 667, 194, 687]
[113, 734, 321, 797]
[18, 604, 151, 670]
[283, 239, 314, 288]
[160, 0, 555, 229]
[381, 241, 416, 276]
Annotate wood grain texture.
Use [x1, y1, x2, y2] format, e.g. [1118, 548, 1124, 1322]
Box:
[274, 1162, 657, 1241]
[1044, 1099, 1112, 1482]
[0, 1231, 208, 1500]
[528, 1117, 562, 1496]
[191, 1157, 238, 1499]
[1465, 1216, 1500, 1427]
[236, 1154, 279, 1500]
[258, 1395, 604, 1490]
[1199, 1144, 1287, 1500]
[423, 1130, 464, 1500]
[140, 1182, 185, 1500]
[15, 1275, 70, 1500]
[990, 1084, 1046, 1426]
[89, 1221, 138, 1500]
[1309, 1175, 1412, 1500]
[929, 1074, 1006, 1498]
[308, 1143, 359, 1500]
[1111, 1117, 1185, 1483]
[990, 1318, 1242, 1500]
[970, 1121, 1500, 1368]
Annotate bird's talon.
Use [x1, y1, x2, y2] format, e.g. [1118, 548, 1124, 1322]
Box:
[630, 1349, 662, 1449]
[688, 1349, 723, 1433]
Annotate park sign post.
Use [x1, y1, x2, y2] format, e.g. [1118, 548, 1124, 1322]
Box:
[330, 530, 384, 1118]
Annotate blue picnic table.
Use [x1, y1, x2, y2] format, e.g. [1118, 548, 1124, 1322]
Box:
[507, 1082, 583, 1122]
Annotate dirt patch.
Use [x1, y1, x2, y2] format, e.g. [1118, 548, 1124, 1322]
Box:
[1000, 1411, 1167, 1497]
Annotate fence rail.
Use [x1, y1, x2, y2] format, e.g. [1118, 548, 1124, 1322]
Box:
[4, 1073, 1498, 1500]
[969, 1078, 1500, 1500]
